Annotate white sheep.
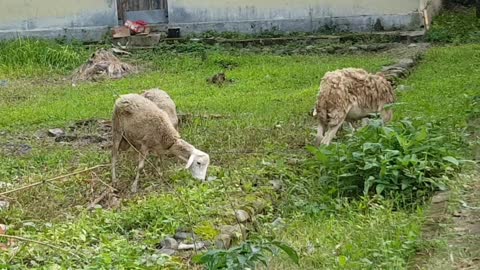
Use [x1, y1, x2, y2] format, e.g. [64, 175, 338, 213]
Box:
[314, 68, 395, 145]
[111, 94, 210, 192]
[142, 88, 179, 130]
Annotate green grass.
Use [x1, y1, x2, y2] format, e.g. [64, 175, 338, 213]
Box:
[0, 39, 89, 77]
[0, 40, 477, 269]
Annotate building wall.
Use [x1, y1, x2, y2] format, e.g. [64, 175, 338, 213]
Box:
[0, 0, 117, 41]
[420, 0, 443, 28]
[168, 0, 426, 33]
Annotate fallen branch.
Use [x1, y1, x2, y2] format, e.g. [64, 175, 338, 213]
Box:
[92, 172, 117, 192]
[0, 234, 81, 259]
[87, 188, 113, 210]
[0, 164, 109, 197]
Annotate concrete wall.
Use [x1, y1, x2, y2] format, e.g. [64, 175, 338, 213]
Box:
[0, 0, 117, 41]
[420, 0, 443, 28]
[168, 0, 427, 34]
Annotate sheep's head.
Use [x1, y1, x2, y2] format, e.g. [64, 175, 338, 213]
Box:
[185, 149, 210, 181]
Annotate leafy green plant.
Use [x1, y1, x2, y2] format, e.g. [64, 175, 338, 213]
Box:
[195, 239, 299, 270]
[306, 118, 463, 203]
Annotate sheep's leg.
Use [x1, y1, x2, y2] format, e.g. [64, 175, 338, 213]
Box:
[111, 130, 123, 184]
[380, 109, 393, 124]
[321, 122, 343, 145]
[132, 146, 148, 193]
[315, 123, 326, 146]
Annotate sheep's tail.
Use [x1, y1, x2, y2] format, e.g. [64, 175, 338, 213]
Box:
[112, 99, 132, 151]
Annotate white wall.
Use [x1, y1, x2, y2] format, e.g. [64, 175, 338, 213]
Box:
[169, 0, 421, 23]
[0, 0, 117, 31]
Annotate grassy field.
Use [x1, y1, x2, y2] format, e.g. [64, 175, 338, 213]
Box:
[0, 40, 477, 269]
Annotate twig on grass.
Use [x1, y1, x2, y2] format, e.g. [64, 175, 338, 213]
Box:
[0, 164, 109, 197]
[0, 234, 81, 259]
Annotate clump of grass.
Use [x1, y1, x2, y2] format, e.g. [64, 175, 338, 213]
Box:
[0, 39, 89, 77]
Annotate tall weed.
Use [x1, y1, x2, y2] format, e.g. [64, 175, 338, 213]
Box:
[0, 39, 88, 76]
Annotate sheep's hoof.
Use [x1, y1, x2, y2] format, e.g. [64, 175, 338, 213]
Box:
[131, 184, 138, 193]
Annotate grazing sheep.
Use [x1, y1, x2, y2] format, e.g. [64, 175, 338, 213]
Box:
[111, 94, 210, 192]
[142, 88, 179, 130]
[314, 68, 395, 145]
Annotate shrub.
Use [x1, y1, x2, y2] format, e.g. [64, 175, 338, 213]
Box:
[305, 118, 463, 204]
[427, 8, 480, 43]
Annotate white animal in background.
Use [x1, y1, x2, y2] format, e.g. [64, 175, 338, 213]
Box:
[314, 68, 395, 145]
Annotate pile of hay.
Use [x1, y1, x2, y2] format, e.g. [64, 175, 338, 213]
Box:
[73, 49, 136, 82]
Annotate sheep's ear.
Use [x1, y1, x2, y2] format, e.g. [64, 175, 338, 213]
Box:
[185, 154, 195, 169]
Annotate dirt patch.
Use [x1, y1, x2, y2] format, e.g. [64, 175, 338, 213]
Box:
[42, 119, 113, 149]
[0, 142, 32, 156]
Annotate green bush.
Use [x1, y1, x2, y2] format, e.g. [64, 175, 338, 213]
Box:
[305, 118, 463, 203]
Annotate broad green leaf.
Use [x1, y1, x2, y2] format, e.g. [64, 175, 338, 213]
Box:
[443, 156, 459, 166]
[376, 184, 385, 195]
[272, 241, 299, 265]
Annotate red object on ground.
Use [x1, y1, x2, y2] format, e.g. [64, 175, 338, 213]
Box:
[124, 20, 148, 34]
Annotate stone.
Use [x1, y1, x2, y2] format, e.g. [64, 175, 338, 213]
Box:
[48, 128, 65, 137]
[397, 58, 415, 69]
[252, 200, 267, 214]
[158, 248, 176, 256]
[408, 43, 418, 48]
[269, 180, 283, 191]
[55, 135, 78, 142]
[358, 45, 369, 50]
[112, 26, 130, 38]
[177, 242, 205, 251]
[235, 210, 250, 223]
[271, 217, 286, 229]
[432, 192, 450, 203]
[287, 158, 300, 165]
[325, 46, 336, 53]
[0, 201, 9, 211]
[348, 46, 358, 51]
[174, 231, 196, 241]
[160, 237, 178, 250]
[0, 182, 13, 189]
[220, 224, 246, 240]
[127, 33, 162, 47]
[215, 234, 232, 250]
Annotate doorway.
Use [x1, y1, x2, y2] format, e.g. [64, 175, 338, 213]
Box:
[117, 0, 168, 24]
